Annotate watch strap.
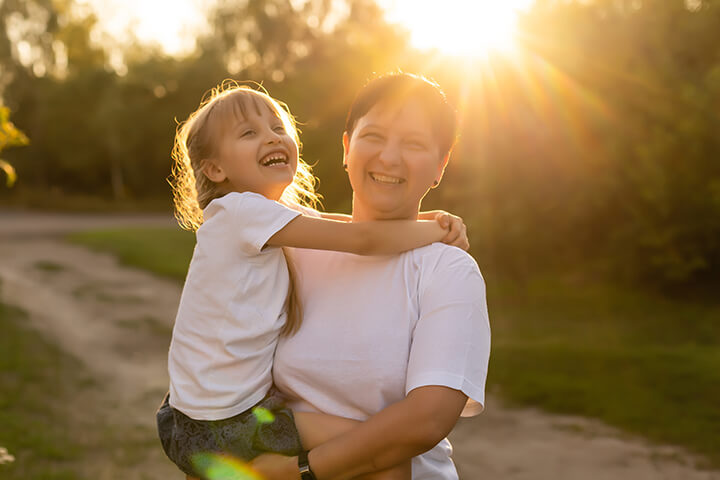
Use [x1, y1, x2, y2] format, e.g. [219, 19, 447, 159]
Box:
[298, 450, 317, 480]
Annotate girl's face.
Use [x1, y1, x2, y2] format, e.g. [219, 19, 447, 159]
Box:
[344, 98, 448, 221]
[206, 104, 298, 201]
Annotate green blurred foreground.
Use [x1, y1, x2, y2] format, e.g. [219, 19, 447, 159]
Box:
[68, 227, 720, 468]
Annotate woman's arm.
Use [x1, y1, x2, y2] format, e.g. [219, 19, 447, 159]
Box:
[250, 386, 467, 480]
[266, 216, 447, 255]
[309, 386, 467, 479]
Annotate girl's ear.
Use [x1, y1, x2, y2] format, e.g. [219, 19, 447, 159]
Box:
[202, 159, 227, 183]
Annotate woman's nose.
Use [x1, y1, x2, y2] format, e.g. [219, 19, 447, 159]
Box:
[378, 141, 402, 166]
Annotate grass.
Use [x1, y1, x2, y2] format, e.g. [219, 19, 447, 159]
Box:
[67, 227, 195, 282]
[0, 299, 86, 479]
[488, 276, 720, 467]
[65, 227, 720, 468]
[33, 261, 66, 273]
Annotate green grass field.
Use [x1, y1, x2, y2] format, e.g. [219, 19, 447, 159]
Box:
[68, 227, 720, 467]
[0, 299, 85, 479]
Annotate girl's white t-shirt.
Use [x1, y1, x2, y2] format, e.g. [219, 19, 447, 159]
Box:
[274, 244, 491, 479]
[168, 192, 300, 420]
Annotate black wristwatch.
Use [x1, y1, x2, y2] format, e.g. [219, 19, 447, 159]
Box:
[298, 450, 317, 480]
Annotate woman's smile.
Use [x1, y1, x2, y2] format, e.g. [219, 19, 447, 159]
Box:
[369, 172, 405, 185]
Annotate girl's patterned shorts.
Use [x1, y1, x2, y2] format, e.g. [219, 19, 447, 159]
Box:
[156, 389, 303, 477]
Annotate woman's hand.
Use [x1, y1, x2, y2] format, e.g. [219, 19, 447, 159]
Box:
[249, 453, 299, 480]
[432, 211, 469, 251]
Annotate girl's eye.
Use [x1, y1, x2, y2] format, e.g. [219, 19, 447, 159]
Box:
[240, 129, 255, 137]
[407, 141, 426, 150]
[273, 125, 286, 133]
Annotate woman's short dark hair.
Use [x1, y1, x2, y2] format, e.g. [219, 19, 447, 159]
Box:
[344, 72, 458, 157]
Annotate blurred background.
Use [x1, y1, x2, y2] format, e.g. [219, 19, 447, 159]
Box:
[1, 0, 719, 478]
[2, 0, 720, 288]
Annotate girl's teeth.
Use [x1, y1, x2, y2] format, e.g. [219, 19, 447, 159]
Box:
[262, 154, 287, 166]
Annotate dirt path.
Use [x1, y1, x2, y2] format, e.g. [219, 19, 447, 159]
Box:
[1, 211, 718, 480]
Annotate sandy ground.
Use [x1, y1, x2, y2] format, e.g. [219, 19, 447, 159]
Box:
[1, 210, 718, 480]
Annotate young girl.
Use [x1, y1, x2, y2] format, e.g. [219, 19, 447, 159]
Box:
[156, 82, 460, 479]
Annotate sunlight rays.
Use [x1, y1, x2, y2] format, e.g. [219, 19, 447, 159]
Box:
[380, 0, 533, 58]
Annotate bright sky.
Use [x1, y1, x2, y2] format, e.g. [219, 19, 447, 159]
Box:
[80, 0, 208, 55]
[83, 0, 532, 57]
[380, 0, 533, 56]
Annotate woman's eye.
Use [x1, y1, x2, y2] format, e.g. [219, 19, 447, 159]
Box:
[363, 132, 384, 140]
[273, 125, 286, 133]
[407, 140, 426, 150]
[240, 129, 255, 137]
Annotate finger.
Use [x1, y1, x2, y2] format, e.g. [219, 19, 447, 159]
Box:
[436, 212, 450, 229]
[448, 216, 463, 236]
[442, 228, 460, 244]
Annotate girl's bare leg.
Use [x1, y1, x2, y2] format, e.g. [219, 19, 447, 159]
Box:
[293, 412, 411, 480]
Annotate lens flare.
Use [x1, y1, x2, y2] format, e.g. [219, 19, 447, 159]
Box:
[192, 452, 263, 480]
[252, 406, 276, 424]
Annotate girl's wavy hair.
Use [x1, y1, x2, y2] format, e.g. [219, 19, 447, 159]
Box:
[170, 80, 319, 232]
[169, 80, 319, 336]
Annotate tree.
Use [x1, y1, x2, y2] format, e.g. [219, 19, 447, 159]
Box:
[0, 104, 29, 186]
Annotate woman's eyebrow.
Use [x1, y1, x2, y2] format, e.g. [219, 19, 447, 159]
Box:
[358, 123, 384, 131]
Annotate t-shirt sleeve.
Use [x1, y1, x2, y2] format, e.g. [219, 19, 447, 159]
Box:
[221, 192, 301, 255]
[405, 247, 491, 417]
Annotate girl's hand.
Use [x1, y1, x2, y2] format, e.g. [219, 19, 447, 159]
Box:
[249, 453, 299, 480]
[435, 212, 469, 251]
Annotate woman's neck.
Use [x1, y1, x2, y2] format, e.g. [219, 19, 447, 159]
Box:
[350, 198, 419, 222]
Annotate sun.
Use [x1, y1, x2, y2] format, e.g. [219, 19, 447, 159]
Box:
[380, 0, 532, 57]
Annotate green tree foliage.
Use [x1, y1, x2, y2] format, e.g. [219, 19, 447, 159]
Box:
[0, 0, 718, 289]
[0, 105, 29, 186]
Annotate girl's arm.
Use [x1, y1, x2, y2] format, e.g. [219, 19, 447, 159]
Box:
[266, 216, 447, 255]
[318, 212, 352, 222]
[250, 386, 467, 479]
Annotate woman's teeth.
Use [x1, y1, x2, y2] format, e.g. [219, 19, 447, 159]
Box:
[371, 173, 403, 184]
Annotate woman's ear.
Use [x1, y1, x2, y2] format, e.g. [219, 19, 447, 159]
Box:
[342, 131, 350, 170]
[202, 159, 227, 183]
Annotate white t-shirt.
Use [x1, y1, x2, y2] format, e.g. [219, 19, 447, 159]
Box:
[274, 244, 491, 479]
[168, 192, 300, 420]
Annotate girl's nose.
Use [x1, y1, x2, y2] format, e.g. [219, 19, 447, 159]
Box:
[265, 129, 282, 144]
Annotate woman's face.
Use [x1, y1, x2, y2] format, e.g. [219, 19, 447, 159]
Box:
[344, 99, 448, 221]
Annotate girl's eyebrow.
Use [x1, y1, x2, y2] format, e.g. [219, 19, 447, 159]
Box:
[230, 118, 252, 131]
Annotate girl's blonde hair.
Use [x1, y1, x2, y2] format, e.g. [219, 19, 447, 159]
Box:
[169, 80, 319, 335]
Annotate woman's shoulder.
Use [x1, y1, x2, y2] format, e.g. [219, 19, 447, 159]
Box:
[410, 243, 481, 273]
[410, 244, 485, 298]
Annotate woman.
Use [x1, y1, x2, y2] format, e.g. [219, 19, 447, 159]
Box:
[254, 72, 490, 479]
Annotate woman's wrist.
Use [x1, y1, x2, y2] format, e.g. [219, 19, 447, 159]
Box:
[298, 450, 318, 480]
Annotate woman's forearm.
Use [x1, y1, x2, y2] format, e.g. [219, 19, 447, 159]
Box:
[308, 386, 467, 480]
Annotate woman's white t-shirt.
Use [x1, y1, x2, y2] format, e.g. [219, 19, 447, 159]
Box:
[274, 244, 491, 479]
[168, 192, 300, 420]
